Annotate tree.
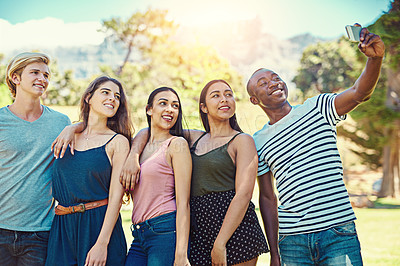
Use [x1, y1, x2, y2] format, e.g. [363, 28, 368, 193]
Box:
[293, 2, 400, 198]
[42, 60, 86, 106]
[101, 8, 176, 75]
[98, 8, 244, 129]
[368, 0, 400, 198]
[293, 38, 363, 98]
[99, 39, 244, 129]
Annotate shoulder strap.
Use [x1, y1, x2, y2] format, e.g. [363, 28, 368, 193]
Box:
[105, 133, 119, 145]
[165, 136, 178, 147]
[191, 132, 207, 150]
[227, 132, 242, 145]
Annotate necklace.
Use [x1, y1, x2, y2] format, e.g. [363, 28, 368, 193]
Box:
[83, 129, 108, 148]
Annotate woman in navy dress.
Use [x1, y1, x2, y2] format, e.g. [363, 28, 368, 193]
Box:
[46, 76, 133, 266]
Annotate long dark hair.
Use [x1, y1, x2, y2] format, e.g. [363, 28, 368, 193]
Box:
[199, 79, 242, 133]
[146, 87, 186, 142]
[79, 76, 134, 145]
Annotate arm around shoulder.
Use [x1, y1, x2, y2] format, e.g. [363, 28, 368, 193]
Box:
[120, 128, 149, 191]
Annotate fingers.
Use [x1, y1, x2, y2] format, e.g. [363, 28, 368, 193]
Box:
[119, 171, 126, 189]
[51, 139, 57, 152]
[53, 142, 61, 159]
[119, 167, 140, 191]
[60, 143, 68, 159]
[70, 140, 75, 155]
[130, 172, 140, 191]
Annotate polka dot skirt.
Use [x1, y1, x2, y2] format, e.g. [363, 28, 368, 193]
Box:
[189, 190, 269, 266]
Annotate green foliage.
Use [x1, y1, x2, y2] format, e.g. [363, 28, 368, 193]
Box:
[0, 54, 13, 107]
[100, 8, 244, 130]
[0, 84, 13, 107]
[368, 0, 400, 70]
[101, 8, 177, 75]
[337, 76, 399, 169]
[293, 37, 363, 98]
[42, 60, 86, 106]
[292, 11, 400, 170]
[99, 39, 244, 130]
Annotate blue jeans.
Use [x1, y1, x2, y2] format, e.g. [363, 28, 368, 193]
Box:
[125, 211, 178, 266]
[0, 228, 49, 266]
[279, 222, 363, 265]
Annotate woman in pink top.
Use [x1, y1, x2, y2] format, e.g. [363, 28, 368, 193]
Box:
[124, 87, 192, 266]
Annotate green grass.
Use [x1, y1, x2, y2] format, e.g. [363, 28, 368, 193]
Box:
[355, 207, 400, 265]
[120, 198, 400, 265]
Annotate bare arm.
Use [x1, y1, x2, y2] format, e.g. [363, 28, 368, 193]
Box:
[335, 26, 385, 116]
[170, 137, 192, 266]
[119, 128, 149, 191]
[258, 172, 280, 266]
[52, 122, 84, 158]
[211, 134, 258, 265]
[183, 129, 205, 147]
[85, 135, 130, 266]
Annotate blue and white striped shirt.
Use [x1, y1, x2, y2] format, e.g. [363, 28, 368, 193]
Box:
[253, 93, 356, 235]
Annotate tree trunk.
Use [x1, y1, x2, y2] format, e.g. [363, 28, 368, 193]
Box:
[378, 68, 400, 198]
[117, 41, 133, 75]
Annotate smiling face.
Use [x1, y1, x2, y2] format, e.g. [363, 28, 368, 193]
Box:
[147, 90, 180, 131]
[88, 80, 121, 118]
[202, 81, 236, 121]
[12, 62, 50, 98]
[248, 69, 288, 109]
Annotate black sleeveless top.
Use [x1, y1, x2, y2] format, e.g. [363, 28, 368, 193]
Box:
[190, 132, 241, 197]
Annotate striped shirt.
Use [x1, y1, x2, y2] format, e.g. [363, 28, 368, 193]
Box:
[253, 93, 356, 235]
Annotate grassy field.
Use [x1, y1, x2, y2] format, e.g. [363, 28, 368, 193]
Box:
[51, 105, 400, 265]
[120, 197, 400, 266]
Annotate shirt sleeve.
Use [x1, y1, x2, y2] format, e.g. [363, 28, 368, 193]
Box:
[253, 129, 270, 176]
[315, 93, 346, 126]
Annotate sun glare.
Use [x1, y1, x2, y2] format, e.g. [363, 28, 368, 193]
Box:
[168, 0, 254, 27]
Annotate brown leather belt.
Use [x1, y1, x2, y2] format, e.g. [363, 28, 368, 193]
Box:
[55, 199, 108, 215]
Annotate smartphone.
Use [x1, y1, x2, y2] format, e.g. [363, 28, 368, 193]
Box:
[345, 25, 361, 42]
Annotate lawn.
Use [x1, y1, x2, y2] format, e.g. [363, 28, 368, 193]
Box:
[120, 197, 400, 266]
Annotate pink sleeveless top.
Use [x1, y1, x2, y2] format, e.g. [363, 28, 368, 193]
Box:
[132, 137, 177, 224]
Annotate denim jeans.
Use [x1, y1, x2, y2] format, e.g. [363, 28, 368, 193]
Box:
[125, 211, 178, 266]
[279, 221, 363, 265]
[0, 228, 49, 266]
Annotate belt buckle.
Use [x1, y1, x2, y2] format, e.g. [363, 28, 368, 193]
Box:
[75, 203, 86, 213]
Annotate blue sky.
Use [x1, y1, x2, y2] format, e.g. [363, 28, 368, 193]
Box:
[0, 0, 393, 51]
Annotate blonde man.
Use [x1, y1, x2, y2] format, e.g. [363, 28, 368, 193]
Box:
[0, 52, 70, 265]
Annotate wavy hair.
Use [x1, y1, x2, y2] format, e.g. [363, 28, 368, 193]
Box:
[79, 76, 134, 144]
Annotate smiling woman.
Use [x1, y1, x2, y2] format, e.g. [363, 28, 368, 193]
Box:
[45, 76, 133, 266]
[123, 87, 192, 265]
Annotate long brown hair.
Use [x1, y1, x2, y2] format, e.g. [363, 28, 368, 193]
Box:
[79, 76, 134, 145]
[199, 79, 242, 133]
[145, 87, 186, 142]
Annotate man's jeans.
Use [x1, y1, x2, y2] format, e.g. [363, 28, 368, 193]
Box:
[0, 228, 49, 266]
[279, 221, 363, 265]
[125, 211, 179, 266]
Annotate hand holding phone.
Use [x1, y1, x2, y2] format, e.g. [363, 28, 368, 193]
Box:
[345, 25, 362, 42]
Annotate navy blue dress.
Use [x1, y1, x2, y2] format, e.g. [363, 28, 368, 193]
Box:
[46, 134, 127, 266]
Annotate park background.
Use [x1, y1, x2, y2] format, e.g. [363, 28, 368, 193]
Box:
[1, 0, 399, 264]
